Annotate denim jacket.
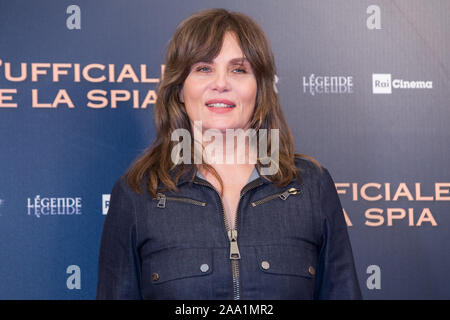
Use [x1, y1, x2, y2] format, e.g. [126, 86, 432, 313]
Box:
[96, 158, 362, 299]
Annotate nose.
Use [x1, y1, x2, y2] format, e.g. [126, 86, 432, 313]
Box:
[211, 69, 231, 92]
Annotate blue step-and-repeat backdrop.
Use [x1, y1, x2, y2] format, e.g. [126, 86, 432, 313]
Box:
[0, 0, 449, 299]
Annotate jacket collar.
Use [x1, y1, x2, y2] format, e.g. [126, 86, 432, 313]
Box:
[171, 164, 271, 187]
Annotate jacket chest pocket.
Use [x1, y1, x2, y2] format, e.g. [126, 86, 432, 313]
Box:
[250, 187, 302, 207]
[256, 244, 317, 278]
[148, 248, 213, 284]
[249, 186, 314, 241]
[154, 193, 207, 209]
[253, 244, 317, 299]
[143, 247, 214, 299]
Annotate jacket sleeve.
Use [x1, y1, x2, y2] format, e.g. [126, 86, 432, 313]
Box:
[314, 168, 362, 299]
[96, 178, 143, 299]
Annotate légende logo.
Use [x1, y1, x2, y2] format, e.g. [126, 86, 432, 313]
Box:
[372, 73, 433, 94]
[302, 74, 354, 96]
[27, 195, 82, 218]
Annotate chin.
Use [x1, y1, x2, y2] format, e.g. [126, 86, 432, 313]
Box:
[203, 123, 245, 133]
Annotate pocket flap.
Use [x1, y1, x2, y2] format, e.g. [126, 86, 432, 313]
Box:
[150, 248, 213, 284]
[256, 245, 316, 278]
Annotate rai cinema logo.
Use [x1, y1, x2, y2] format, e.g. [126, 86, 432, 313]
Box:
[372, 73, 433, 94]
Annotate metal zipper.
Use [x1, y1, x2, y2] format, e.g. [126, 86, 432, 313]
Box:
[154, 193, 206, 208]
[194, 176, 263, 300]
[251, 187, 301, 207]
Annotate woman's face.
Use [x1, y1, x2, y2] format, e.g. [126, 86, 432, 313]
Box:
[180, 32, 257, 132]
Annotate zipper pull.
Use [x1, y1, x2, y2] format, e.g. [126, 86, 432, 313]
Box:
[228, 229, 241, 260]
[279, 187, 300, 200]
[156, 193, 166, 208]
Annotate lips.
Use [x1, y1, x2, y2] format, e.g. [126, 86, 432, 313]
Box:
[205, 99, 236, 108]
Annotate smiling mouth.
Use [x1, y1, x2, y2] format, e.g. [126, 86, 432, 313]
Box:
[205, 103, 236, 108]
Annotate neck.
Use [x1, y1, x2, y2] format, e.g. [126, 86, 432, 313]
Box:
[192, 123, 257, 166]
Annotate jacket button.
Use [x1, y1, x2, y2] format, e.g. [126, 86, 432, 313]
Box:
[308, 266, 316, 276]
[261, 261, 270, 270]
[152, 273, 159, 281]
[200, 264, 209, 273]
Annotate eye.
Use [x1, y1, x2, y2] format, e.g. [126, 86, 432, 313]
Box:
[231, 62, 251, 74]
[195, 65, 211, 73]
[232, 67, 247, 74]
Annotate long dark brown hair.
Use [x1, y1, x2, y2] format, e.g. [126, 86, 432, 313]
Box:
[126, 8, 319, 197]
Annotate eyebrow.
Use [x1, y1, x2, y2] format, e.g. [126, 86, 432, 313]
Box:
[194, 57, 249, 65]
[229, 57, 249, 65]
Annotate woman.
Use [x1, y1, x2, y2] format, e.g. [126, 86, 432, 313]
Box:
[97, 8, 361, 300]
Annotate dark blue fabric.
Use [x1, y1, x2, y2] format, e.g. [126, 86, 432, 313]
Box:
[96, 158, 362, 299]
